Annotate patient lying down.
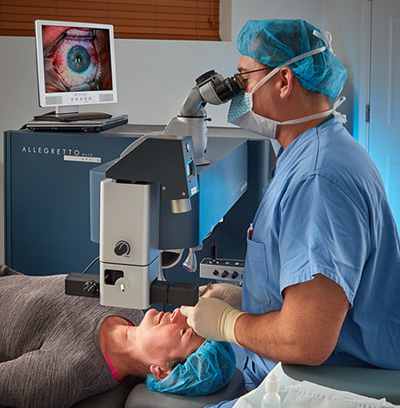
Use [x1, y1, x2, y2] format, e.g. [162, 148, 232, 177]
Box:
[0, 266, 235, 408]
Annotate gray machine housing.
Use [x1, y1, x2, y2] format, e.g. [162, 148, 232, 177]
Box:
[90, 134, 250, 251]
[95, 132, 250, 308]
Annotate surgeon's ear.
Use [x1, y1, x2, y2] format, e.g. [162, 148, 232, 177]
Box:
[279, 67, 294, 99]
[150, 364, 171, 381]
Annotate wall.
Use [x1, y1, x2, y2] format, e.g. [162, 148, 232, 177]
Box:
[0, 0, 363, 262]
[322, 0, 371, 145]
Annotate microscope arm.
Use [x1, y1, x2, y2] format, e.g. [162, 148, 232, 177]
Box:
[178, 87, 205, 117]
[177, 71, 231, 117]
[165, 70, 231, 165]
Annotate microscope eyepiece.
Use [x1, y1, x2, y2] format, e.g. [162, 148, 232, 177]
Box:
[192, 70, 245, 109]
[195, 70, 217, 85]
[214, 76, 243, 102]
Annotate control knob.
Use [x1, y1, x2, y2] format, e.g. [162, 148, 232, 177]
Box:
[114, 240, 130, 256]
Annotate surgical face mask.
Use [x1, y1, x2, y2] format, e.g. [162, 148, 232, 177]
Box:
[227, 30, 347, 139]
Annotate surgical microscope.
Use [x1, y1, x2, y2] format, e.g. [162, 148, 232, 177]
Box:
[163, 70, 242, 166]
[66, 70, 245, 309]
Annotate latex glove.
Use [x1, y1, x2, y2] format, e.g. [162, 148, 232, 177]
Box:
[200, 283, 242, 310]
[181, 297, 245, 345]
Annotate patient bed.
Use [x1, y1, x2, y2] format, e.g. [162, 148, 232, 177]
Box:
[282, 364, 400, 406]
[2, 365, 398, 407]
[71, 368, 245, 408]
[71, 365, 400, 408]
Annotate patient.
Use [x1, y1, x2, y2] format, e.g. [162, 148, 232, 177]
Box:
[0, 265, 233, 408]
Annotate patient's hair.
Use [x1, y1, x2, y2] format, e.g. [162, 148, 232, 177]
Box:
[167, 346, 198, 371]
[168, 356, 187, 371]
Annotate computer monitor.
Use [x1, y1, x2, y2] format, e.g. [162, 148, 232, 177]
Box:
[35, 20, 118, 121]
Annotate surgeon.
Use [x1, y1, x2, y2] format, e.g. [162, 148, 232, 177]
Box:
[181, 18, 400, 407]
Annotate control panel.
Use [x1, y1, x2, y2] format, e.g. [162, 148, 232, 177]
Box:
[200, 257, 244, 284]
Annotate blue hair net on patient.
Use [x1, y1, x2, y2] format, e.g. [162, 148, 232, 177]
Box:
[145, 340, 236, 396]
[237, 19, 347, 99]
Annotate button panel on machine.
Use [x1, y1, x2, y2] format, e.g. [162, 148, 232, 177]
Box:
[200, 258, 244, 284]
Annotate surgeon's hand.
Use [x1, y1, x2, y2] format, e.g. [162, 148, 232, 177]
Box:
[181, 297, 245, 345]
[200, 283, 242, 310]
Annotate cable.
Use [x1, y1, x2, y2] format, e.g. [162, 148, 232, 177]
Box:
[82, 256, 100, 274]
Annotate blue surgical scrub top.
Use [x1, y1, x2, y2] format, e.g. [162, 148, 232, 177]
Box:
[240, 117, 400, 388]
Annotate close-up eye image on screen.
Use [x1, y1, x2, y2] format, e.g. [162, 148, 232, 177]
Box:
[42, 24, 112, 93]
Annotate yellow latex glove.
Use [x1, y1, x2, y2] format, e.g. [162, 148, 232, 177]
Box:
[181, 297, 245, 345]
[200, 283, 242, 310]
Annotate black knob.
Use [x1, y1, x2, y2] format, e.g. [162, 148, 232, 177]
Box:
[114, 241, 130, 256]
[221, 270, 229, 278]
[231, 271, 238, 279]
[83, 280, 99, 297]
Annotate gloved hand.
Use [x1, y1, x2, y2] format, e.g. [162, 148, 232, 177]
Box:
[200, 283, 242, 310]
[181, 297, 245, 345]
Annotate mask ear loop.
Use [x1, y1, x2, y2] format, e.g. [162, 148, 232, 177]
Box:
[250, 66, 282, 95]
[312, 30, 347, 123]
[312, 30, 335, 55]
[250, 44, 327, 95]
[332, 94, 347, 123]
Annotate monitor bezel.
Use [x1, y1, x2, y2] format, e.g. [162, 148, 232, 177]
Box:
[35, 19, 118, 111]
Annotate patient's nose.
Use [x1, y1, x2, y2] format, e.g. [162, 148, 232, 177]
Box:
[171, 308, 187, 325]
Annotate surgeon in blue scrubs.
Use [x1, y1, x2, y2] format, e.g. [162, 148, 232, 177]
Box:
[182, 19, 400, 407]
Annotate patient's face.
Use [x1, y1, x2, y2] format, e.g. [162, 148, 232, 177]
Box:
[135, 308, 205, 368]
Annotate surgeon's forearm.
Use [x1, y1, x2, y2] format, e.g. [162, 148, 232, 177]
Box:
[234, 311, 328, 365]
[234, 274, 349, 365]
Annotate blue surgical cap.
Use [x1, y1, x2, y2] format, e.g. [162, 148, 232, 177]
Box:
[145, 340, 236, 396]
[237, 19, 347, 99]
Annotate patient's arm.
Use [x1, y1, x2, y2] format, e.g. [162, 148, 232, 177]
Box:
[0, 350, 82, 408]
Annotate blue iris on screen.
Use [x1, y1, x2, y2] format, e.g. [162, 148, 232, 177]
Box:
[67, 45, 90, 74]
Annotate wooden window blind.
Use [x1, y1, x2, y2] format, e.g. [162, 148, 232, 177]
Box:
[0, 0, 221, 41]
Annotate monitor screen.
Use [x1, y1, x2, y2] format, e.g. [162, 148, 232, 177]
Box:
[35, 20, 117, 119]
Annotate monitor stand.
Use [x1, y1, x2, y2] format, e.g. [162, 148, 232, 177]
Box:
[34, 105, 112, 122]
